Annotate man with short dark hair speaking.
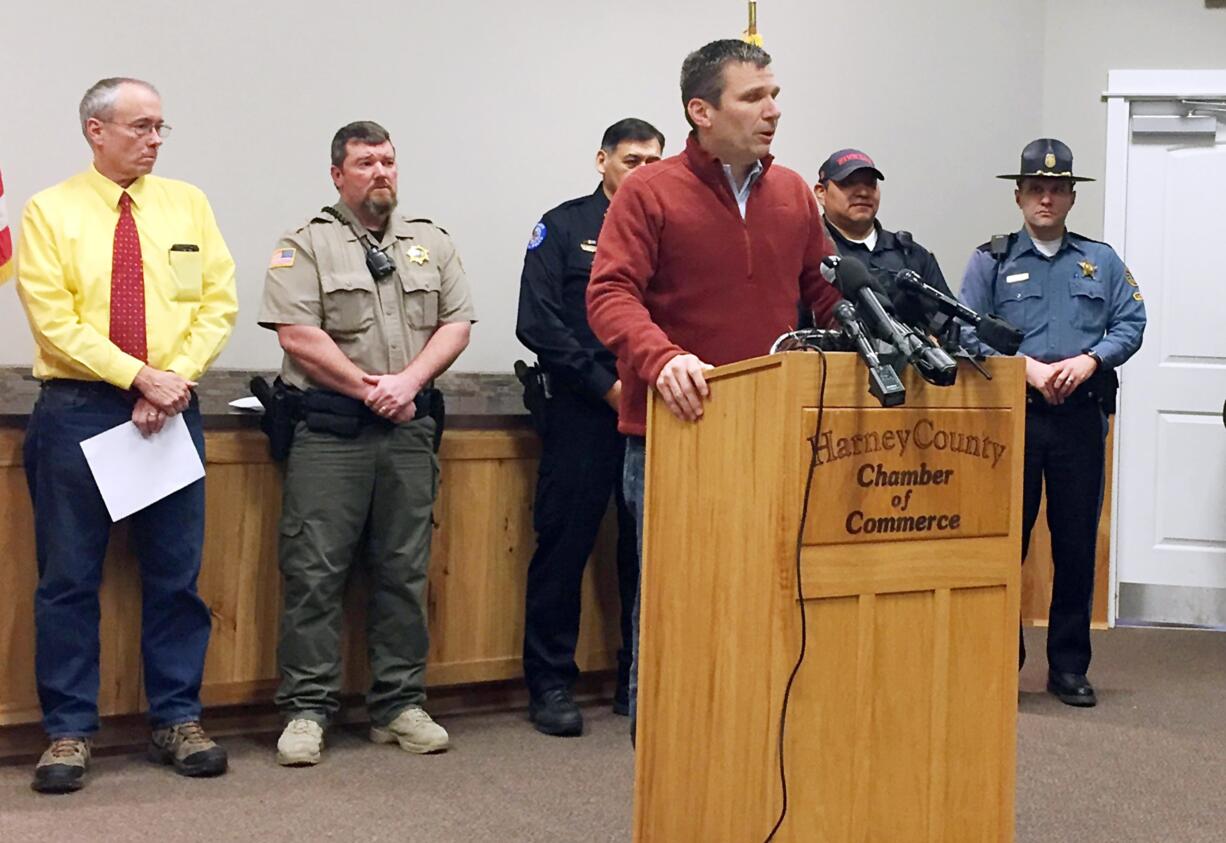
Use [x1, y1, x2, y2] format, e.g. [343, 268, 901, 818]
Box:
[586, 40, 841, 737]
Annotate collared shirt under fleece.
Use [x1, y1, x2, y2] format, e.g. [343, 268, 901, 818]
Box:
[586, 134, 843, 437]
[17, 165, 237, 386]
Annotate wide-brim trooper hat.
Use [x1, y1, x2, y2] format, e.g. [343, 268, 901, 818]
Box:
[996, 138, 1095, 182]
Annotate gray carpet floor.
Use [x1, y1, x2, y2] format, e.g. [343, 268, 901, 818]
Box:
[1, 626, 1223, 842]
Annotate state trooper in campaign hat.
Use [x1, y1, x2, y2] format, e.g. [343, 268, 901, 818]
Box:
[996, 138, 1095, 182]
[959, 136, 1146, 709]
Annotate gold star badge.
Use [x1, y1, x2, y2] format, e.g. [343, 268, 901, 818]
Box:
[1078, 260, 1097, 278]
[407, 244, 429, 265]
[1133, 291, 1144, 302]
[1045, 152, 1057, 169]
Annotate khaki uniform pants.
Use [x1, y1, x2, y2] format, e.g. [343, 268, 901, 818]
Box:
[275, 418, 438, 727]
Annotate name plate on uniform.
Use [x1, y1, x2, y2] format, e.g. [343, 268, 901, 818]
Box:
[802, 408, 1012, 545]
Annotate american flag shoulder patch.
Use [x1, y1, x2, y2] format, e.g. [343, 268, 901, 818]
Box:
[268, 247, 296, 269]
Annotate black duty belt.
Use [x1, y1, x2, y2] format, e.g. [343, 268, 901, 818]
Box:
[1025, 367, 1117, 415]
[250, 377, 445, 459]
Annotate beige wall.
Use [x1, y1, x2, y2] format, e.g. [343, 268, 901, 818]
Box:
[1042, 0, 1226, 240]
[1, 0, 1140, 373]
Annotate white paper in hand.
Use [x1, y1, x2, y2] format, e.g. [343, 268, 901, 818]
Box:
[79, 414, 206, 522]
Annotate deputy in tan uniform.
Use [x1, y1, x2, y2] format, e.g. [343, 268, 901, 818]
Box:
[258, 120, 475, 767]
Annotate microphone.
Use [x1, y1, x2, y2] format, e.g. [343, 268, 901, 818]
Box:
[834, 257, 958, 387]
[833, 300, 906, 406]
[975, 314, 1025, 357]
[894, 269, 1024, 356]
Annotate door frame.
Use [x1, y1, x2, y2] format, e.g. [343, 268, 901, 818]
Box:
[1102, 69, 1226, 625]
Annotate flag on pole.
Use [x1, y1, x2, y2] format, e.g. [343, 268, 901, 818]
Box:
[741, 1, 763, 47]
[0, 167, 13, 284]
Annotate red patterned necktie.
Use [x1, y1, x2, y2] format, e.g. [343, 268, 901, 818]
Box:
[110, 192, 147, 361]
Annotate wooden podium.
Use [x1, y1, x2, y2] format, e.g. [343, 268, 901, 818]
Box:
[633, 352, 1024, 843]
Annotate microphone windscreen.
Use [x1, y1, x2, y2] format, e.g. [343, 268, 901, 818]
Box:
[832, 299, 858, 326]
[891, 288, 928, 327]
[978, 314, 1024, 356]
[834, 256, 886, 298]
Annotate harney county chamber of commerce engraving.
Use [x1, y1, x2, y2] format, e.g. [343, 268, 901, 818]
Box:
[811, 416, 1010, 540]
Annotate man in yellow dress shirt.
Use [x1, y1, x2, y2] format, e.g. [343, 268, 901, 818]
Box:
[14, 77, 237, 794]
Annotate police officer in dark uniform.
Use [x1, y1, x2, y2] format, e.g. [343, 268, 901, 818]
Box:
[960, 138, 1146, 707]
[814, 148, 954, 334]
[515, 118, 665, 736]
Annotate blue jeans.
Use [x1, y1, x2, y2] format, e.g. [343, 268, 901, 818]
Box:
[622, 436, 646, 742]
[24, 381, 212, 737]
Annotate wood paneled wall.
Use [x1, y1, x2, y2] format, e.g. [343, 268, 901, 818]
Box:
[0, 426, 623, 736]
[0, 413, 1115, 744]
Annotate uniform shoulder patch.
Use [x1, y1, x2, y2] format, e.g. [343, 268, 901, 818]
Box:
[1124, 266, 1139, 287]
[527, 221, 547, 250]
[268, 247, 296, 269]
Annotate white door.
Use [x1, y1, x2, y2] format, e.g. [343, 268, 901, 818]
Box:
[1106, 70, 1226, 626]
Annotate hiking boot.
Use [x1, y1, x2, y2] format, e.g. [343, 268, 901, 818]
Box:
[149, 721, 228, 777]
[32, 737, 90, 794]
[277, 718, 324, 766]
[530, 687, 583, 736]
[370, 706, 449, 754]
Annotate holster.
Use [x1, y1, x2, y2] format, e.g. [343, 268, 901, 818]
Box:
[514, 359, 550, 436]
[422, 387, 445, 453]
[1093, 368, 1119, 415]
[250, 376, 302, 462]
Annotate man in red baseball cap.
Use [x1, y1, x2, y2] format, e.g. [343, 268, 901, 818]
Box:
[814, 147, 955, 334]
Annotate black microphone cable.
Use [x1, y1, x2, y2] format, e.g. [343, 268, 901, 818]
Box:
[763, 345, 828, 843]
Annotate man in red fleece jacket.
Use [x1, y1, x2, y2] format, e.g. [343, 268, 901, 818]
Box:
[586, 38, 842, 740]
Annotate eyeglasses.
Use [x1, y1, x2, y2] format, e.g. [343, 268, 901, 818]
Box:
[101, 119, 173, 139]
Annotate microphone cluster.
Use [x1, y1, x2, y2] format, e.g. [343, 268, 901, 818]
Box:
[893, 270, 1023, 356]
[815, 255, 1020, 406]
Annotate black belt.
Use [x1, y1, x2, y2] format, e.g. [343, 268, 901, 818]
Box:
[301, 387, 437, 436]
[41, 379, 198, 406]
[1025, 385, 1101, 414]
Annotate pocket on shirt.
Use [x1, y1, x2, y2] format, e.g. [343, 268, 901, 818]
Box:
[401, 267, 440, 329]
[995, 279, 1043, 325]
[168, 248, 204, 303]
[320, 271, 377, 336]
[1069, 279, 1107, 332]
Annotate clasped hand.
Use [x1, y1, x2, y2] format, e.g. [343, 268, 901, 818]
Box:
[1026, 354, 1098, 405]
[362, 372, 421, 423]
